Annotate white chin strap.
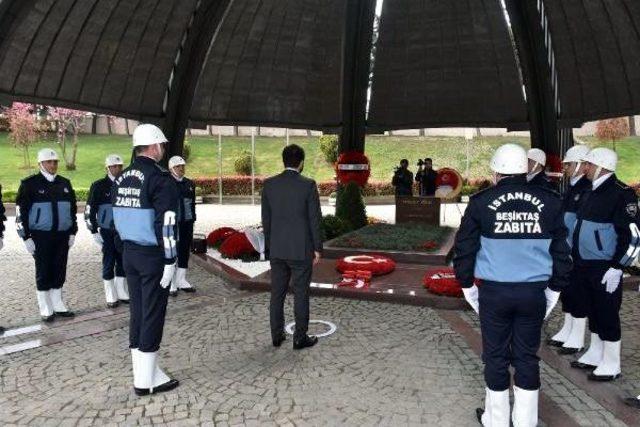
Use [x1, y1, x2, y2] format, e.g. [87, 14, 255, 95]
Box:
[594, 166, 603, 181]
[571, 162, 583, 179]
[39, 165, 56, 182]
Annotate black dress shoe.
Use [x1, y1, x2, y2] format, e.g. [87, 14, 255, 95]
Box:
[558, 347, 582, 355]
[588, 372, 621, 382]
[273, 332, 287, 347]
[546, 338, 564, 347]
[107, 302, 119, 309]
[624, 397, 640, 409]
[570, 360, 597, 370]
[119, 299, 130, 305]
[0, 325, 5, 335]
[170, 291, 178, 297]
[134, 378, 179, 396]
[42, 314, 55, 322]
[475, 408, 484, 424]
[54, 311, 75, 318]
[293, 335, 318, 350]
[180, 287, 196, 293]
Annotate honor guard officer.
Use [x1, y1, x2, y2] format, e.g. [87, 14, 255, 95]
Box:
[86, 154, 129, 308]
[113, 124, 180, 396]
[168, 155, 196, 296]
[16, 149, 77, 321]
[526, 148, 554, 190]
[0, 183, 5, 334]
[548, 145, 592, 354]
[569, 147, 640, 381]
[454, 144, 572, 427]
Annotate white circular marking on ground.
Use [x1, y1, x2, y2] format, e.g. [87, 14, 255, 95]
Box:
[285, 320, 337, 338]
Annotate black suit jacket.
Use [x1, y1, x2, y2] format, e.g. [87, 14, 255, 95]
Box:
[261, 170, 323, 261]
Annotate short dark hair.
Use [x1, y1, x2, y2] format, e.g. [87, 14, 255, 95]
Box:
[424, 158, 432, 163]
[400, 159, 409, 165]
[282, 144, 305, 168]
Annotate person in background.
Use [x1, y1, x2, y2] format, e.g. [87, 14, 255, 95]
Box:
[527, 148, 555, 190]
[168, 155, 196, 297]
[16, 149, 77, 322]
[86, 154, 129, 308]
[415, 157, 437, 196]
[392, 159, 414, 197]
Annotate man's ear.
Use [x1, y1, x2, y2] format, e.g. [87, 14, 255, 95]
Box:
[298, 160, 305, 171]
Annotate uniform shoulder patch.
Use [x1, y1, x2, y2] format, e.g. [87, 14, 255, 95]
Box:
[626, 202, 638, 218]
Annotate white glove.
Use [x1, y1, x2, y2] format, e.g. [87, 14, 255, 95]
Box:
[92, 233, 103, 246]
[544, 288, 560, 319]
[462, 285, 479, 314]
[160, 263, 176, 289]
[601, 267, 623, 294]
[24, 238, 36, 254]
[68, 235, 76, 248]
[0, 238, 3, 251]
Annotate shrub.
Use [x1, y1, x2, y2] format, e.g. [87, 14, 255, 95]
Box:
[182, 139, 192, 161]
[595, 118, 629, 151]
[336, 181, 367, 231]
[234, 150, 253, 175]
[319, 134, 339, 164]
[320, 215, 350, 241]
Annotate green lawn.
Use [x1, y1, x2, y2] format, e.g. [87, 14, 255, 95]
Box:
[1, 132, 639, 194]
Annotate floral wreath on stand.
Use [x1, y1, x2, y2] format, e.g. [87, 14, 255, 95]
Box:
[335, 151, 371, 187]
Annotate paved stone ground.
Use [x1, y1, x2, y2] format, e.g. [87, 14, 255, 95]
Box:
[0, 206, 637, 426]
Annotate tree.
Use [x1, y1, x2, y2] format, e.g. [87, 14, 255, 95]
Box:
[4, 102, 39, 171]
[49, 107, 86, 170]
[335, 182, 367, 231]
[595, 117, 629, 152]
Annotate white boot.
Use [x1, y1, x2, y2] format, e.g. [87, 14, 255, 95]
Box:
[177, 268, 194, 291]
[49, 288, 72, 314]
[561, 317, 586, 350]
[591, 340, 621, 379]
[36, 291, 54, 318]
[551, 313, 573, 343]
[481, 387, 510, 427]
[576, 333, 604, 367]
[133, 350, 171, 393]
[512, 386, 539, 427]
[114, 276, 129, 301]
[103, 279, 118, 305]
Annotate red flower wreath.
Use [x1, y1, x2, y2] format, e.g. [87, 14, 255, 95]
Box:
[219, 232, 257, 259]
[335, 151, 371, 187]
[336, 254, 396, 276]
[207, 227, 237, 248]
[422, 268, 479, 298]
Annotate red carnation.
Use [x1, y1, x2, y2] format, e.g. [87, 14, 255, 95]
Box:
[336, 254, 396, 276]
[219, 232, 257, 259]
[207, 227, 237, 248]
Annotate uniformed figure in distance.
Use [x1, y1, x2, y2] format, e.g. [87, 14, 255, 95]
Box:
[86, 154, 129, 308]
[168, 155, 196, 296]
[526, 148, 554, 190]
[547, 144, 591, 354]
[113, 124, 179, 396]
[569, 147, 639, 381]
[454, 143, 572, 427]
[16, 149, 78, 322]
[0, 183, 6, 334]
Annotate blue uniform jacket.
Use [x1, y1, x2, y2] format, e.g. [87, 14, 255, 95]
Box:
[572, 174, 640, 269]
[15, 173, 78, 239]
[562, 177, 591, 249]
[85, 176, 116, 233]
[454, 175, 571, 291]
[112, 156, 179, 265]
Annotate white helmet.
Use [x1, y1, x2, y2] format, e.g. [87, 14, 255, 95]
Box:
[37, 148, 59, 163]
[490, 143, 528, 175]
[562, 144, 590, 164]
[168, 155, 186, 169]
[527, 148, 546, 167]
[583, 147, 617, 172]
[105, 154, 123, 167]
[132, 124, 168, 147]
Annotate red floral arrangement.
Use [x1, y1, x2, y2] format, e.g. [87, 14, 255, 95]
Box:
[207, 227, 237, 248]
[336, 254, 396, 276]
[335, 151, 371, 187]
[218, 232, 257, 259]
[423, 268, 475, 298]
[420, 240, 438, 251]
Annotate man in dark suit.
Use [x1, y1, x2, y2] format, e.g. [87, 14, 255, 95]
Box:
[261, 144, 323, 350]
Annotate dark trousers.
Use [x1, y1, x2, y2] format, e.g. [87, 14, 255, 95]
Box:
[559, 268, 588, 318]
[123, 243, 168, 352]
[270, 258, 312, 340]
[479, 283, 546, 391]
[100, 228, 125, 280]
[177, 221, 194, 269]
[579, 264, 623, 341]
[32, 232, 70, 291]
